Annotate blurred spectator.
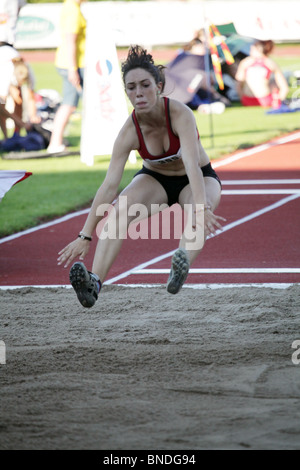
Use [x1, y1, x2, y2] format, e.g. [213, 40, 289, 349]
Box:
[182, 29, 207, 55]
[0, 0, 25, 46]
[165, 31, 230, 115]
[235, 39, 289, 107]
[47, 0, 87, 154]
[0, 0, 27, 138]
[5, 57, 40, 132]
[0, 46, 19, 138]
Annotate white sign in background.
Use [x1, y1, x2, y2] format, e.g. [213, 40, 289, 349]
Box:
[80, 20, 135, 165]
[15, 1, 300, 50]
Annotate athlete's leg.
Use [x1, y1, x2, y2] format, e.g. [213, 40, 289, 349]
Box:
[179, 176, 221, 263]
[92, 174, 168, 282]
[167, 177, 221, 294]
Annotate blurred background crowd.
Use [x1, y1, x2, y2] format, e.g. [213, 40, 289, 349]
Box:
[0, 0, 299, 154]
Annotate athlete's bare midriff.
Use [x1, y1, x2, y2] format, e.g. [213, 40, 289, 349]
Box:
[143, 157, 186, 176]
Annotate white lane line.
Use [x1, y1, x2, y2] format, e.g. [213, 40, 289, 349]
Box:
[222, 179, 300, 185]
[105, 193, 300, 284]
[206, 193, 299, 239]
[0, 285, 72, 290]
[0, 282, 297, 291]
[222, 189, 300, 195]
[0, 208, 90, 244]
[212, 131, 300, 169]
[114, 283, 297, 290]
[132, 268, 300, 274]
[104, 249, 177, 285]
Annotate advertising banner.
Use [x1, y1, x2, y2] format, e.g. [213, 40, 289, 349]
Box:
[80, 20, 135, 166]
[15, 1, 300, 50]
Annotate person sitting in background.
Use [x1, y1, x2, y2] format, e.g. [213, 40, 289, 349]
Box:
[165, 33, 230, 115]
[0, 55, 40, 138]
[0, 46, 19, 138]
[9, 57, 40, 128]
[0, 0, 27, 138]
[235, 39, 289, 107]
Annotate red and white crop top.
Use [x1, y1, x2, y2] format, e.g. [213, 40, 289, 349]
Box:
[131, 97, 182, 165]
[244, 58, 273, 81]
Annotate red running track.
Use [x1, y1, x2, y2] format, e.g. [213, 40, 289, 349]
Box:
[1, 131, 300, 288]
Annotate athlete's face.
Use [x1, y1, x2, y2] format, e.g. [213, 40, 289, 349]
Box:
[125, 68, 162, 111]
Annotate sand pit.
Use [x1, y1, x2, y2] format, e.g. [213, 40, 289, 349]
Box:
[1, 284, 300, 450]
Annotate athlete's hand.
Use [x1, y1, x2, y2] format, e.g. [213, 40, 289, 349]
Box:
[57, 238, 90, 268]
[203, 209, 226, 236]
[193, 207, 226, 236]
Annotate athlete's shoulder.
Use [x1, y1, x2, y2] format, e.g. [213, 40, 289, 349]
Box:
[167, 97, 194, 117]
[115, 114, 139, 150]
[166, 98, 196, 137]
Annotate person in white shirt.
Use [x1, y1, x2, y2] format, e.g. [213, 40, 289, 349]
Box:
[0, 0, 26, 46]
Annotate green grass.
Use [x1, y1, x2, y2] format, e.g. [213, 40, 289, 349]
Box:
[198, 103, 299, 158]
[0, 155, 141, 236]
[0, 47, 299, 237]
[31, 61, 61, 92]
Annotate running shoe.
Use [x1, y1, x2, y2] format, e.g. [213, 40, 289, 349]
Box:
[167, 248, 190, 294]
[69, 262, 100, 308]
[46, 144, 66, 154]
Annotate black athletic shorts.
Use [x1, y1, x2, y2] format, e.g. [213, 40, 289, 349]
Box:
[134, 163, 222, 206]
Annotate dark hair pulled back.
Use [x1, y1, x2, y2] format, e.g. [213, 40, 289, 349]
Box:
[121, 45, 166, 92]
